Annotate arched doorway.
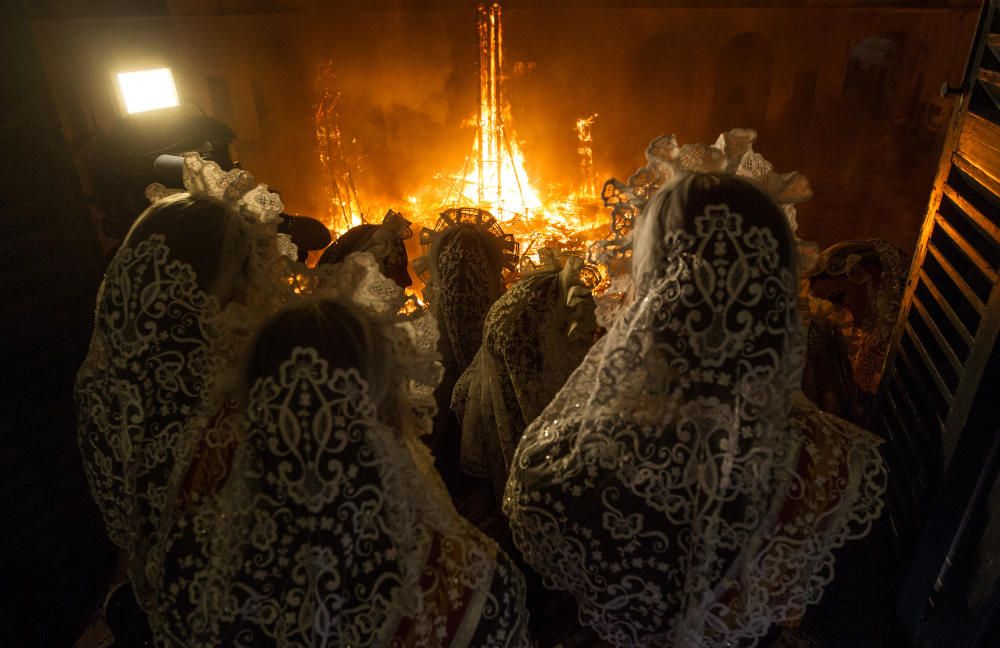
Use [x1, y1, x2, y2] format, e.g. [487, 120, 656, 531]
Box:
[710, 32, 773, 131]
[842, 32, 907, 120]
[634, 31, 697, 138]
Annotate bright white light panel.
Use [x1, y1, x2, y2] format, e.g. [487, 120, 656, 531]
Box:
[117, 68, 179, 114]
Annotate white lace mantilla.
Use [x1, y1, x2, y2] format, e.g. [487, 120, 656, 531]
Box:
[76, 225, 293, 601]
[81, 153, 303, 582]
[147, 153, 298, 261]
[146, 347, 531, 647]
[307, 251, 443, 441]
[594, 130, 814, 329]
[453, 259, 596, 501]
[600, 129, 812, 238]
[504, 187, 887, 647]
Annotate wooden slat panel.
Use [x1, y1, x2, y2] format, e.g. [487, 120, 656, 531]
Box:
[874, 410, 893, 449]
[885, 4, 1000, 641]
[933, 214, 999, 282]
[884, 416, 928, 518]
[887, 373, 931, 481]
[958, 113, 1000, 186]
[976, 72, 1000, 118]
[942, 286, 1000, 461]
[978, 68, 1000, 87]
[895, 343, 947, 431]
[942, 184, 1000, 246]
[878, 380, 928, 529]
[881, 375, 904, 432]
[927, 242, 988, 313]
[878, 379, 921, 474]
[918, 270, 975, 347]
[911, 294, 965, 377]
[953, 153, 1000, 204]
[903, 322, 956, 405]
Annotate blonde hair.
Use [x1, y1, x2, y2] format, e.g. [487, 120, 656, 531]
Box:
[245, 299, 397, 419]
[124, 193, 253, 302]
[631, 172, 796, 290]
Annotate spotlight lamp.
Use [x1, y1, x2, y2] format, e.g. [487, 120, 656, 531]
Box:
[116, 67, 179, 115]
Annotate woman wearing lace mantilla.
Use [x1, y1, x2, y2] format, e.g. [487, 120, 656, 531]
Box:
[414, 216, 516, 530]
[75, 154, 295, 619]
[420, 220, 512, 447]
[146, 252, 531, 648]
[453, 254, 597, 512]
[504, 173, 887, 648]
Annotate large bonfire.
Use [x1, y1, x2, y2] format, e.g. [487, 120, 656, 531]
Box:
[315, 0, 607, 279]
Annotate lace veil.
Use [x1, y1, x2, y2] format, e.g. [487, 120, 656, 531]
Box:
[414, 210, 518, 455]
[453, 255, 596, 502]
[808, 239, 908, 395]
[75, 155, 295, 602]
[416, 209, 518, 385]
[504, 173, 887, 647]
[595, 129, 813, 329]
[145, 253, 531, 647]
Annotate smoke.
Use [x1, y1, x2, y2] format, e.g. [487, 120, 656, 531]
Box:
[277, 2, 967, 249]
[299, 4, 740, 210]
[302, 6, 478, 215]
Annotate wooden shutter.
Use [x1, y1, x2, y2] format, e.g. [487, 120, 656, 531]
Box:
[876, 0, 1000, 541]
[875, 2, 1000, 644]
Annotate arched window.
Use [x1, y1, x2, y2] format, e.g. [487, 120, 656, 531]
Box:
[842, 32, 907, 120]
[710, 32, 773, 131]
[634, 31, 696, 135]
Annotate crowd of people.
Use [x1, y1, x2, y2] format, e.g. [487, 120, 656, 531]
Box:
[74, 132, 899, 647]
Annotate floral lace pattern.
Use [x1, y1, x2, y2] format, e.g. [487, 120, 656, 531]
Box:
[601, 130, 812, 235]
[79, 156, 319, 605]
[414, 209, 518, 389]
[453, 264, 596, 501]
[76, 234, 249, 600]
[811, 239, 908, 394]
[595, 130, 814, 330]
[146, 348, 531, 647]
[438, 241, 491, 369]
[504, 198, 887, 647]
[81, 154, 511, 645]
[76, 235, 213, 546]
[308, 252, 443, 441]
[427, 227, 507, 384]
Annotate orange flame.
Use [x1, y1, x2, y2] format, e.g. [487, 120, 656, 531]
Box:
[316, 2, 609, 279]
[430, 1, 600, 257]
[465, 1, 543, 220]
[576, 113, 598, 200]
